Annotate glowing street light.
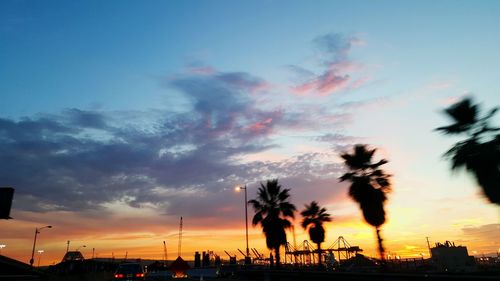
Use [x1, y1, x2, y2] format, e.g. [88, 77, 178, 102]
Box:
[29, 225, 52, 267]
[0, 244, 6, 254]
[235, 185, 250, 264]
[37, 250, 44, 267]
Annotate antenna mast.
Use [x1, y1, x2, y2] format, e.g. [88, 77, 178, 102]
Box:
[178, 217, 183, 257]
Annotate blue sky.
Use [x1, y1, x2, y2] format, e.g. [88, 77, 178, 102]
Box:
[3, 0, 499, 116]
[1, 0, 499, 263]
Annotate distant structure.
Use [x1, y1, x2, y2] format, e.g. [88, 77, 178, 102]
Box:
[61, 251, 84, 262]
[194, 250, 219, 268]
[431, 241, 476, 272]
[284, 236, 362, 266]
[170, 256, 190, 278]
[327, 236, 363, 263]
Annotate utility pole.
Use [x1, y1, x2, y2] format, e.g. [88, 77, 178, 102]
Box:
[244, 185, 249, 259]
[235, 185, 250, 264]
[178, 217, 183, 257]
[30, 226, 52, 267]
[163, 241, 168, 263]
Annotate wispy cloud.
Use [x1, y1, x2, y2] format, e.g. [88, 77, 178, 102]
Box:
[291, 33, 368, 96]
[461, 224, 500, 242]
[1, 66, 348, 224]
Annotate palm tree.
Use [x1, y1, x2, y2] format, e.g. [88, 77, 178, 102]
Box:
[339, 144, 391, 262]
[436, 97, 500, 205]
[300, 201, 331, 265]
[248, 179, 296, 268]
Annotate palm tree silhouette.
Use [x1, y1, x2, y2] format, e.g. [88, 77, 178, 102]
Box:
[300, 201, 331, 266]
[436, 97, 500, 205]
[339, 144, 391, 262]
[248, 179, 296, 268]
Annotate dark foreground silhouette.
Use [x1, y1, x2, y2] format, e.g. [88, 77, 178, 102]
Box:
[340, 144, 392, 262]
[248, 179, 297, 268]
[436, 97, 500, 205]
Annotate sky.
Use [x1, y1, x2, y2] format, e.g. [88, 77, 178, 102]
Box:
[0, 0, 499, 265]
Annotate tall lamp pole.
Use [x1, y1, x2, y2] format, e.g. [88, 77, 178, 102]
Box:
[30, 225, 52, 267]
[235, 185, 250, 263]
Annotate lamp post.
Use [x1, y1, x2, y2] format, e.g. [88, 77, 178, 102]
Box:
[30, 225, 52, 267]
[235, 185, 250, 264]
[37, 250, 44, 267]
[0, 244, 6, 254]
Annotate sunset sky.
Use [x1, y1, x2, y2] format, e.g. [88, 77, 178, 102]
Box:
[1, 1, 499, 266]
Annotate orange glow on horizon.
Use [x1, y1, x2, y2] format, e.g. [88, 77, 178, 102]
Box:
[2, 207, 498, 266]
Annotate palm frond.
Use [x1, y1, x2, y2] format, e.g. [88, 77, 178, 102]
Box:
[437, 98, 478, 134]
[252, 211, 263, 226]
[339, 172, 355, 182]
[445, 98, 477, 125]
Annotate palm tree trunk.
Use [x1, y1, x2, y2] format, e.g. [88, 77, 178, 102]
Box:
[275, 246, 281, 268]
[317, 243, 322, 265]
[375, 227, 386, 262]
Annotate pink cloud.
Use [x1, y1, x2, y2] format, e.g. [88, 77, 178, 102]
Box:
[249, 81, 272, 94]
[290, 33, 370, 96]
[316, 71, 350, 94]
[327, 60, 363, 72]
[293, 68, 350, 96]
[247, 117, 274, 135]
[346, 76, 371, 90]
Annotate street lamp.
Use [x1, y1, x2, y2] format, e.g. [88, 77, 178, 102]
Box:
[0, 244, 6, 254]
[37, 250, 44, 267]
[235, 185, 250, 264]
[76, 245, 86, 251]
[30, 225, 52, 267]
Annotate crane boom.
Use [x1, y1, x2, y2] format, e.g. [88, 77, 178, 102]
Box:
[238, 248, 246, 257]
